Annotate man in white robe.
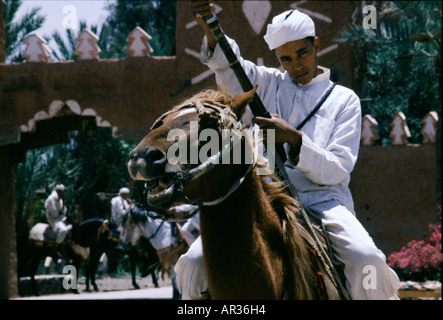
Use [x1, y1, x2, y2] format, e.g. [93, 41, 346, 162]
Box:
[175, 2, 400, 300]
[45, 184, 72, 243]
[111, 187, 133, 230]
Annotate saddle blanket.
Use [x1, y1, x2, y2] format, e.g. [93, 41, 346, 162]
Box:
[29, 223, 57, 242]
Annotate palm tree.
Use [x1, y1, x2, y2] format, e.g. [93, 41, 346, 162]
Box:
[1, 0, 6, 62]
[335, 1, 441, 145]
[336, 1, 441, 200]
[50, 20, 110, 61]
[50, 1, 177, 60]
[100, 0, 176, 58]
[50, 26, 77, 61]
[2, 0, 45, 62]
[336, 1, 441, 80]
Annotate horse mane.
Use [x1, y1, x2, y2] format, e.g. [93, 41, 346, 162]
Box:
[176, 89, 229, 108]
[73, 217, 106, 247]
[122, 206, 149, 226]
[261, 176, 317, 299]
[106, 219, 118, 230]
[151, 90, 236, 131]
[78, 217, 104, 227]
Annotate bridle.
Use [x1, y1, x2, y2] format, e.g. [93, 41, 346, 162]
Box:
[145, 101, 260, 222]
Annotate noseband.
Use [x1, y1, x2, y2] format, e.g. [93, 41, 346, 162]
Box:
[145, 101, 259, 222]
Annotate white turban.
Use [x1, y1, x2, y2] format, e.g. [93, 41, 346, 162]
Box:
[55, 184, 65, 191]
[264, 10, 315, 50]
[119, 187, 130, 195]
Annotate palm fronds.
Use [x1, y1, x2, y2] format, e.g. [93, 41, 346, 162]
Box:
[335, 1, 441, 145]
[3, 0, 45, 62]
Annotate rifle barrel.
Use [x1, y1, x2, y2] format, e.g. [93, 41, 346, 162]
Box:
[204, 13, 287, 162]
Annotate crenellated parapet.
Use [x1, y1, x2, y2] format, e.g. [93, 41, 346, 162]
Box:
[361, 111, 439, 146]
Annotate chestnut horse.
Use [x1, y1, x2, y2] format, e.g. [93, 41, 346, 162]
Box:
[127, 88, 344, 299]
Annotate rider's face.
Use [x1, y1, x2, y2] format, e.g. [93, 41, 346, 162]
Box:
[274, 37, 320, 85]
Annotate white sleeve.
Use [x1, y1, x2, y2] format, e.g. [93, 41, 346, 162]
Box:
[45, 198, 59, 218]
[293, 93, 362, 185]
[200, 35, 280, 101]
[179, 215, 200, 245]
[60, 202, 67, 215]
[112, 198, 126, 217]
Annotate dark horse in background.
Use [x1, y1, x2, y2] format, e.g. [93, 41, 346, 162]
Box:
[25, 217, 118, 295]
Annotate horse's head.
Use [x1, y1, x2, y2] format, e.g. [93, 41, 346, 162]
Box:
[128, 87, 257, 211]
[120, 207, 145, 248]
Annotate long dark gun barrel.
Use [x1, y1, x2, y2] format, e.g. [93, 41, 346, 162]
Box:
[200, 10, 351, 299]
[203, 13, 287, 163]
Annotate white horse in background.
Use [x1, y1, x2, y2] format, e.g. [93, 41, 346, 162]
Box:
[121, 207, 188, 299]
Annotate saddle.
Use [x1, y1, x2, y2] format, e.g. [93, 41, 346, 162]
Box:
[28, 223, 56, 244]
[299, 211, 349, 300]
[105, 226, 121, 245]
[28, 223, 89, 260]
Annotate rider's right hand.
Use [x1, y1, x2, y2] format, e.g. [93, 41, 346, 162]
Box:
[189, 1, 217, 51]
[189, 0, 214, 26]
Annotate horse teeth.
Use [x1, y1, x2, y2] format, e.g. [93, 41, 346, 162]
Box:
[145, 179, 159, 191]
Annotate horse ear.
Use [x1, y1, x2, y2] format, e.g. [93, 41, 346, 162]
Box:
[227, 85, 258, 119]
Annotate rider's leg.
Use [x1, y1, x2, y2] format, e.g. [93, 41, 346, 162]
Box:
[174, 236, 209, 300]
[308, 200, 401, 300]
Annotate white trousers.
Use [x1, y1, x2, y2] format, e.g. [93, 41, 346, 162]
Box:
[308, 200, 400, 300]
[174, 200, 401, 300]
[175, 237, 208, 300]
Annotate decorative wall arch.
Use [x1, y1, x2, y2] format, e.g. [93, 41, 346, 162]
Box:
[19, 100, 118, 137]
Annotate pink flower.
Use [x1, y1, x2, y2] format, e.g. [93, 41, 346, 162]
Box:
[387, 219, 442, 280]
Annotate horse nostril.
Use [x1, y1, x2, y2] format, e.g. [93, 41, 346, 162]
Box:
[146, 147, 166, 164]
[130, 147, 166, 166]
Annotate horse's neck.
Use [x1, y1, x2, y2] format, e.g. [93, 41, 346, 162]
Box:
[200, 168, 274, 221]
[199, 170, 286, 299]
[140, 218, 174, 250]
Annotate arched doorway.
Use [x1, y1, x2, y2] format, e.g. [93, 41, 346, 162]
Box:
[0, 100, 140, 298]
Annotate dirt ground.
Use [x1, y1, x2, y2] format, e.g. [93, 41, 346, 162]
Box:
[76, 273, 172, 293]
[18, 271, 173, 297]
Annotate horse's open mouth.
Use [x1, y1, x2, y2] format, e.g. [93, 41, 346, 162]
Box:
[144, 175, 180, 209]
[146, 176, 173, 197]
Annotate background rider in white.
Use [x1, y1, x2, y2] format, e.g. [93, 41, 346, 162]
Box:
[45, 184, 72, 244]
[111, 187, 133, 231]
